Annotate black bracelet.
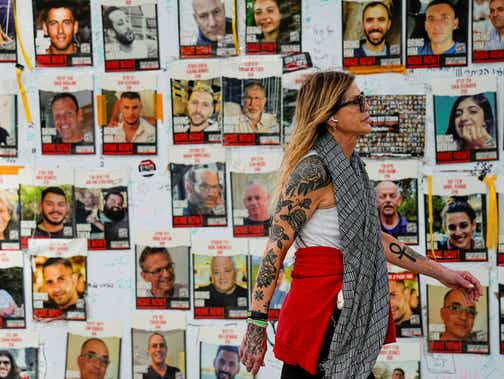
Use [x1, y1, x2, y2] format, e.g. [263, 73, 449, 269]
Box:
[248, 310, 268, 321]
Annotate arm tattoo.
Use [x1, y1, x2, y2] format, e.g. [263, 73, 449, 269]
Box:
[245, 323, 266, 356]
[284, 155, 331, 197]
[256, 249, 278, 289]
[389, 243, 427, 262]
[254, 290, 264, 301]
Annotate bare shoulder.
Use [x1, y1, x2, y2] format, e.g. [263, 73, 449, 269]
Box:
[284, 154, 331, 198]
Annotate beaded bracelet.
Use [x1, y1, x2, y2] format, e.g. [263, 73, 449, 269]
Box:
[246, 318, 268, 328]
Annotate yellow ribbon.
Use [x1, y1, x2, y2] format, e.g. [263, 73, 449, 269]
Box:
[15, 66, 32, 124]
[232, 0, 240, 55]
[427, 176, 436, 260]
[13, 0, 32, 69]
[483, 174, 498, 251]
[155, 93, 164, 122]
[347, 65, 407, 76]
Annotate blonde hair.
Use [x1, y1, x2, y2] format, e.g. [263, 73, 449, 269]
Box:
[277, 71, 355, 196]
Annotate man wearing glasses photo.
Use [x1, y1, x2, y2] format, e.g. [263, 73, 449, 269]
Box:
[139, 247, 188, 299]
[77, 338, 110, 379]
[440, 288, 479, 340]
[182, 166, 223, 216]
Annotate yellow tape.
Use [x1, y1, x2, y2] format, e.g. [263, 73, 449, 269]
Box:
[155, 93, 164, 122]
[96, 95, 107, 126]
[15, 67, 32, 124]
[427, 176, 436, 260]
[13, 0, 32, 69]
[483, 174, 498, 251]
[0, 166, 24, 175]
[347, 65, 407, 76]
[232, 0, 240, 55]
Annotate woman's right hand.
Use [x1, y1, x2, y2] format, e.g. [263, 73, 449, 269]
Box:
[460, 124, 493, 149]
[239, 323, 267, 375]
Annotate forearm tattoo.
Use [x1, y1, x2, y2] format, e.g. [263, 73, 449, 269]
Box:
[389, 242, 427, 262]
[245, 323, 266, 356]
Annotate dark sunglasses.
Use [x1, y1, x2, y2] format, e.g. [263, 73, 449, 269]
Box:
[332, 92, 366, 113]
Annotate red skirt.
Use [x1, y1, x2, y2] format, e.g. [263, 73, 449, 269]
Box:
[274, 246, 396, 375]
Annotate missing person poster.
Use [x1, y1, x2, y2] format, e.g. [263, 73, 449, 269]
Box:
[20, 168, 75, 249]
[472, 0, 504, 63]
[0, 331, 38, 379]
[0, 169, 21, 250]
[101, 73, 158, 155]
[406, 0, 468, 68]
[38, 74, 95, 155]
[222, 57, 282, 146]
[170, 60, 222, 145]
[230, 150, 281, 237]
[426, 269, 489, 354]
[65, 321, 121, 379]
[0, 251, 25, 329]
[178, 0, 238, 59]
[193, 239, 248, 319]
[101, 0, 160, 71]
[170, 146, 227, 228]
[32, 0, 93, 67]
[30, 238, 87, 321]
[199, 325, 253, 379]
[0, 0, 16, 63]
[250, 238, 293, 320]
[342, 0, 402, 69]
[372, 342, 420, 379]
[499, 268, 504, 354]
[424, 175, 488, 262]
[245, 0, 302, 55]
[388, 265, 422, 338]
[131, 312, 186, 379]
[0, 88, 18, 157]
[498, 183, 504, 266]
[135, 229, 190, 310]
[355, 94, 426, 157]
[433, 76, 499, 164]
[367, 160, 420, 245]
[75, 170, 130, 250]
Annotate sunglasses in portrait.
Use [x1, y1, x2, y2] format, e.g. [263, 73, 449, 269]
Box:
[444, 303, 477, 317]
[81, 352, 110, 366]
[143, 262, 175, 276]
[332, 92, 366, 113]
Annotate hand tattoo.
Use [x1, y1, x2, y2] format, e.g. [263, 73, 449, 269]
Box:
[245, 323, 267, 356]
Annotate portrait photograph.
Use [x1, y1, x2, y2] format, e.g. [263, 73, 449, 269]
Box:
[39, 90, 95, 155]
[171, 78, 222, 144]
[0, 252, 25, 329]
[427, 284, 489, 354]
[193, 254, 248, 319]
[388, 271, 422, 337]
[170, 162, 227, 227]
[200, 343, 253, 379]
[32, 0, 92, 66]
[342, 0, 402, 68]
[102, 89, 157, 155]
[472, 0, 504, 63]
[65, 333, 120, 379]
[499, 278, 504, 354]
[371, 361, 420, 379]
[135, 245, 190, 310]
[245, 0, 302, 55]
[178, 0, 238, 58]
[132, 329, 185, 379]
[406, 0, 468, 67]
[0, 0, 17, 62]
[0, 94, 17, 157]
[0, 188, 20, 249]
[0, 348, 38, 379]
[101, 3, 160, 71]
[222, 77, 281, 145]
[31, 254, 86, 321]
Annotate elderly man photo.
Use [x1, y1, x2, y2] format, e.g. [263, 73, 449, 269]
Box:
[440, 288, 480, 341]
[224, 81, 279, 134]
[139, 247, 188, 299]
[183, 83, 219, 133]
[417, 0, 465, 55]
[484, 0, 504, 50]
[143, 333, 182, 379]
[50, 93, 92, 144]
[213, 345, 240, 379]
[242, 182, 272, 232]
[355, 1, 392, 57]
[77, 338, 110, 379]
[183, 166, 223, 216]
[375, 181, 408, 238]
[42, 257, 80, 312]
[33, 187, 71, 238]
[41, 1, 79, 55]
[192, 0, 232, 49]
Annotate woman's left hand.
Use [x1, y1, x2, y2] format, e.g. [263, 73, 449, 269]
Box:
[437, 268, 483, 303]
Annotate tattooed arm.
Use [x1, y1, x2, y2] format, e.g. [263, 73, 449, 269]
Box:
[381, 232, 482, 302]
[240, 155, 332, 375]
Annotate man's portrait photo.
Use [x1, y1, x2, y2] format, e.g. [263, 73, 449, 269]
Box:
[194, 255, 248, 313]
[200, 343, 252, 379]
[32, 0, 92, 63]
[374, 179, 418, 244]
[102, 4, 159, 62]
[65, 334, 121, 379]
[0, 0, 16, 61]
[39, 91, 95, 152]
[388, 273, 422, 337]
[372, 361, 420, 379]
[473, 0, 504, 52]
[0, 256, 25, 329]
[171, 79, 221, 143]
[132, 330, 185, 379]
[32, 255, 86, 321]
[136, 246, 190, 309]
[171, 163, 227, 220]
[343, 0, 401, 61]
[223, 78, 280, 136]
[0, 95, 17, 151]
[0, 188, 19, 246]
[96, 189, 129, 248]
[428, 285, 488, 352]
[103, 91, 157, 147]
[178, 0, 238, 57]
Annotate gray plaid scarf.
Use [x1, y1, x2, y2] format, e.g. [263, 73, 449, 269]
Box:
[314, 132, 389, 379]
